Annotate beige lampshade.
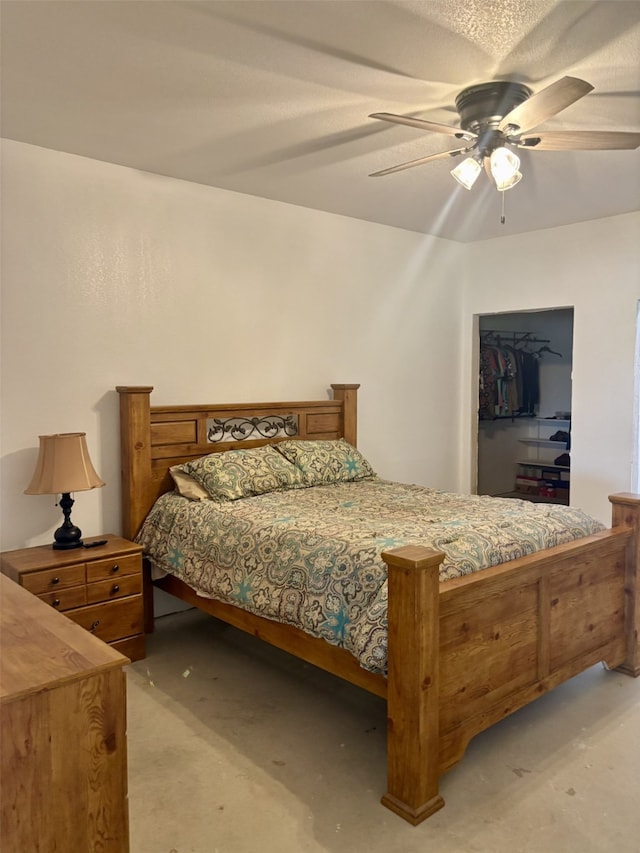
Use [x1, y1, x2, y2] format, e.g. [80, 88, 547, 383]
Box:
[25, 433, 105, 495]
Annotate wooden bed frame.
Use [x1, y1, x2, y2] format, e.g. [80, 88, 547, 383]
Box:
[117, 383, 640, 825]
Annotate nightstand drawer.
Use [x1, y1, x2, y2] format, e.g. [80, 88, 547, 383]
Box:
[21, 564, 85, 595]
[86, 553, 140, 583]
[86, 574, 142, 604]
[38, 586, 88, 611]
[68, 595, 143, 644]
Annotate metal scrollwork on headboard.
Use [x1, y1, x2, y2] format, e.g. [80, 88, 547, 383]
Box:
[206, 414, 299, 443]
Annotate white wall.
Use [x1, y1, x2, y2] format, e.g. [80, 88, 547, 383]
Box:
[477, 419, 532, 496]
[0, 140, 464, 551]
[1, 141, 637, 551]
[460, 212, 640, 523]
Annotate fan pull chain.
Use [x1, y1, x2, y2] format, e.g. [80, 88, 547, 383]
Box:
[500, 190, 506, 225]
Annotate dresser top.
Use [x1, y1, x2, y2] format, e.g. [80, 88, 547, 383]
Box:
[0, 574, 128, 702]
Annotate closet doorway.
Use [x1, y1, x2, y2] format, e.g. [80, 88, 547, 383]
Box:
[477, 308, 574, 505]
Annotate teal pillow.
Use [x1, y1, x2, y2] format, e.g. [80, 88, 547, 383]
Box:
[180, 445, 304, 501]
[274, 438, 376, 486]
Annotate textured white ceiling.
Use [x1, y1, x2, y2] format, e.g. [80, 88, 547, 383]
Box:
[2, 0, 639, 241]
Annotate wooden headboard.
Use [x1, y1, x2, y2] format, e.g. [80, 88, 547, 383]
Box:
[116, 383, 360, 540]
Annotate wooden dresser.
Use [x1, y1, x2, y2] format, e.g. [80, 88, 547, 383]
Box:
[0, 573, 130, 852]
[0, 534, 145, 661]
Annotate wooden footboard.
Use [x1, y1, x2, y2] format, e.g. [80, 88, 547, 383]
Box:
[117, 385, 640, 826]
[380, 493, 640, 824]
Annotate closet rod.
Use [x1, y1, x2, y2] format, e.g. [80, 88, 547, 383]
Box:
[480, 330, 551, 345]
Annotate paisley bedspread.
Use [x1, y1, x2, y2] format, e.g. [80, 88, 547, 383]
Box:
[136, 479, 604, 675]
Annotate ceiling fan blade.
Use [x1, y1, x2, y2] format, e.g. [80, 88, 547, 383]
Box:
[498, 76, 594, 135]
[517, 130, 640, 151]
[370, 112, 476, 140]
[369, 146, 472, 177]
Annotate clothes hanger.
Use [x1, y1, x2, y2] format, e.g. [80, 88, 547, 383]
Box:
[536, 344, 563, 357]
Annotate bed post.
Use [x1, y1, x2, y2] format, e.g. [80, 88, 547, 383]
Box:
[117, 386, 155, 634]
[380, 545, 445, 825]
[609, 493, 640, 677]
[330, 383, 359, 447]
[116, 386, 154, 541]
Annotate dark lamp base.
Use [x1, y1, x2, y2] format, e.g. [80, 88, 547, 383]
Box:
[52, 538, 84, 550]
[52, 492, 84, 550]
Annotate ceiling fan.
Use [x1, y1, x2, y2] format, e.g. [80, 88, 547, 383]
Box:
[369, 76, 640, 192]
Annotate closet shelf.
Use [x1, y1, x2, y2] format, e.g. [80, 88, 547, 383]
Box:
[517, 460, 570, 472]
[518, 439, 570, 448]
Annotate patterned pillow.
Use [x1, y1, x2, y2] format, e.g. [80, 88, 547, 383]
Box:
[179, 445, 304, 501]
[274, 438, 376, 486]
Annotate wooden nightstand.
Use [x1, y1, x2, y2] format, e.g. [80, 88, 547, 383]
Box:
[0, 534, 145, 661]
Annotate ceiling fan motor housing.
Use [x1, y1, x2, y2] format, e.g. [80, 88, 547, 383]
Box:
[456, 81, 532, 133]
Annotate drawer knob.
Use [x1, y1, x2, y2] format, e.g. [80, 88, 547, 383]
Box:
[90, 620, 100, 632]
[111, 564, 120, 574]
[51, 577, 60, 585]
[52, 598, 61, 608]
[111, 584, 120, 594]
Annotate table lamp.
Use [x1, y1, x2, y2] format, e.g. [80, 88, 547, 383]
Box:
[24, 433, 105, 550]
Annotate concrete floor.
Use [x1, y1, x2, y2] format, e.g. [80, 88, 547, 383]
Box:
[127, 608, 640, 853]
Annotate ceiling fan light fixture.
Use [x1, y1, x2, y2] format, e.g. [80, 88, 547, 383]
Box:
[450, 156, 482, 190]
[490, 147, 521, 190]
[495, 169, 523, 191]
